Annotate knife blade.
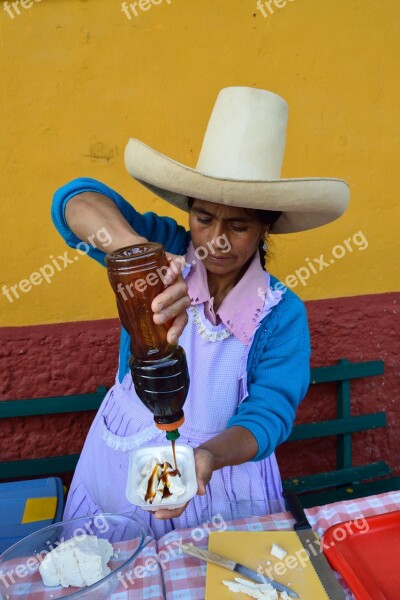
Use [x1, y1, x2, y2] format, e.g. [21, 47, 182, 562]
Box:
[182, 543, 299, 597]
[283, 490, 345, 600]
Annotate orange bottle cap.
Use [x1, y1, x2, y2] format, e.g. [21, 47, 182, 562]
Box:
[155, 416, 185, 431]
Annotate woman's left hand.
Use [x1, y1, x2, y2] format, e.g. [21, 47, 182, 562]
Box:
[154, 448, 215, 520]
[151, 252, 190, 345]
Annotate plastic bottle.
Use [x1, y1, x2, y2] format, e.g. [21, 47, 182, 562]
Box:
[105, 242, 189, 440]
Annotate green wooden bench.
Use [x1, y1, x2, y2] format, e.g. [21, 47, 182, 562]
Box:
[1, 361, 399, 509]
[0, 387, 107, 480]
[283, 359, 400, 508]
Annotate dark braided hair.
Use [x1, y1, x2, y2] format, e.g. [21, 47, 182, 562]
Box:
[187, 198, 281, 270]
[254, 208, 282, 269]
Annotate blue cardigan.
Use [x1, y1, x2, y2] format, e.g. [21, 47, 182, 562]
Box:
[52, 178, 311, 462]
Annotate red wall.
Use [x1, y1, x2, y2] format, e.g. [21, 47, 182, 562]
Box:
[0, 320, 119, 463]
[276, 291, 400, 479]
[0, 292, 399, 481]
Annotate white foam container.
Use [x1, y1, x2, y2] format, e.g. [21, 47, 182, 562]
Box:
[126, 443, 197, 511]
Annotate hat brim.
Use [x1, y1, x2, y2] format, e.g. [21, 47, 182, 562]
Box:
[125, 139, 350, 234]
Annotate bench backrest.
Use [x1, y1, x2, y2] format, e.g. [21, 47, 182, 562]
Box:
[0, 359, 385, 483]
[0, 387, 107, 480]
[283, 358, 390, 505]
[288, 359, 385, 470]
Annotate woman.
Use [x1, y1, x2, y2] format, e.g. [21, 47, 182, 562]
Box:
[52, 87, 349, 539]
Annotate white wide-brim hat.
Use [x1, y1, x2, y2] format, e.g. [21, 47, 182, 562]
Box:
[125, 87, 350, 234]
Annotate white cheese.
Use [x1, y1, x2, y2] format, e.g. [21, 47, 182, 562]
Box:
[270, 543, 287, 560]
[222, 577, 278, 599]
[49, 538, 85, 588]
[39, 552, 60, 587]
[137, 452, 186, 504]
[167, 472, 186, 497]
[222, 577, 291, 600]
[39, 535, 114, 588]
[140, 457, 159, 477]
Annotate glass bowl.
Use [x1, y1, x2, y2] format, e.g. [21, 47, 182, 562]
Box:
[0, 513, 154, 600]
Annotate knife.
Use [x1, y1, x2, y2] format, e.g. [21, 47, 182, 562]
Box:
[182, 543, 299, 598]
[283, 490, 345, 600]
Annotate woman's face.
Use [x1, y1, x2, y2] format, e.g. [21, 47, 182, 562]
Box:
[189, 199, 269, 277]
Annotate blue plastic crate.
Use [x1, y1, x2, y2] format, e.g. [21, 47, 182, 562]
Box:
[0, 477, 64, 554]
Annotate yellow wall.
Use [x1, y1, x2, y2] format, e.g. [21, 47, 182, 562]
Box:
[1, 0, 399, 326]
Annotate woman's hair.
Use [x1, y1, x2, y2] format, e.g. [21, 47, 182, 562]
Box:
[187, 197, 282, 270]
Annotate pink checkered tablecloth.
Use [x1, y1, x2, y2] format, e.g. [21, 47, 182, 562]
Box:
[160, 490, 400, 600]
[4, 491, 399, 599]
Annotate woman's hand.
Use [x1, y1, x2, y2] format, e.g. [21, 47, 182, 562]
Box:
[65, 194, 190, 343]
[151, 253, 191, 344]
[154, 448, 215, 520]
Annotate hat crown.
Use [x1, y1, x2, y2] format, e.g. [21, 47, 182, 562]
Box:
[196, 87, 288, 180]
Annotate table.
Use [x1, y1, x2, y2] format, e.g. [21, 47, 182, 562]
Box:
[113, 490, 400, 599]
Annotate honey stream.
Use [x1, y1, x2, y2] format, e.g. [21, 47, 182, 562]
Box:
[144, 441, 181, 503]
[171, 439, 181, 476]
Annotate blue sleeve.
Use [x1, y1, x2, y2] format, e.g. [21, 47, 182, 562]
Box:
[51, 177, 191, 265]
[227, 289, 311, 461]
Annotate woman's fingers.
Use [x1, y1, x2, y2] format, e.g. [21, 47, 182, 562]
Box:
[152, 278, 189, 314]
[151, 254, 191, 343]
[193, 448, 215, 496]
[167, 312, 188, 344]
[154, 502, 189, 520]
[166, 253, 186, 278]
[155, 252, 186, 287]
[153, 295, 191, 326]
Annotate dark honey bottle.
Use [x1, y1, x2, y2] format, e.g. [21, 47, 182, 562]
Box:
[105, 243, 189, 438]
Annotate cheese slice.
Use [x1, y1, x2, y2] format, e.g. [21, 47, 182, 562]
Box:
[39, 535, 114, 588]
[222, 577, 291, 600]
[222, 577, 278, 599]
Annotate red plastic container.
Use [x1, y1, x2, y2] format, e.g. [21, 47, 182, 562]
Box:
[323, 510, 400, 600]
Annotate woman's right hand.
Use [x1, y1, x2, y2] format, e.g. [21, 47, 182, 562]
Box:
[151, 253, 191, 344]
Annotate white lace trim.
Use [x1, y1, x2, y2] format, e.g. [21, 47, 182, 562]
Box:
[188, 305, 233, 342]
[101, 418, 161, 452]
